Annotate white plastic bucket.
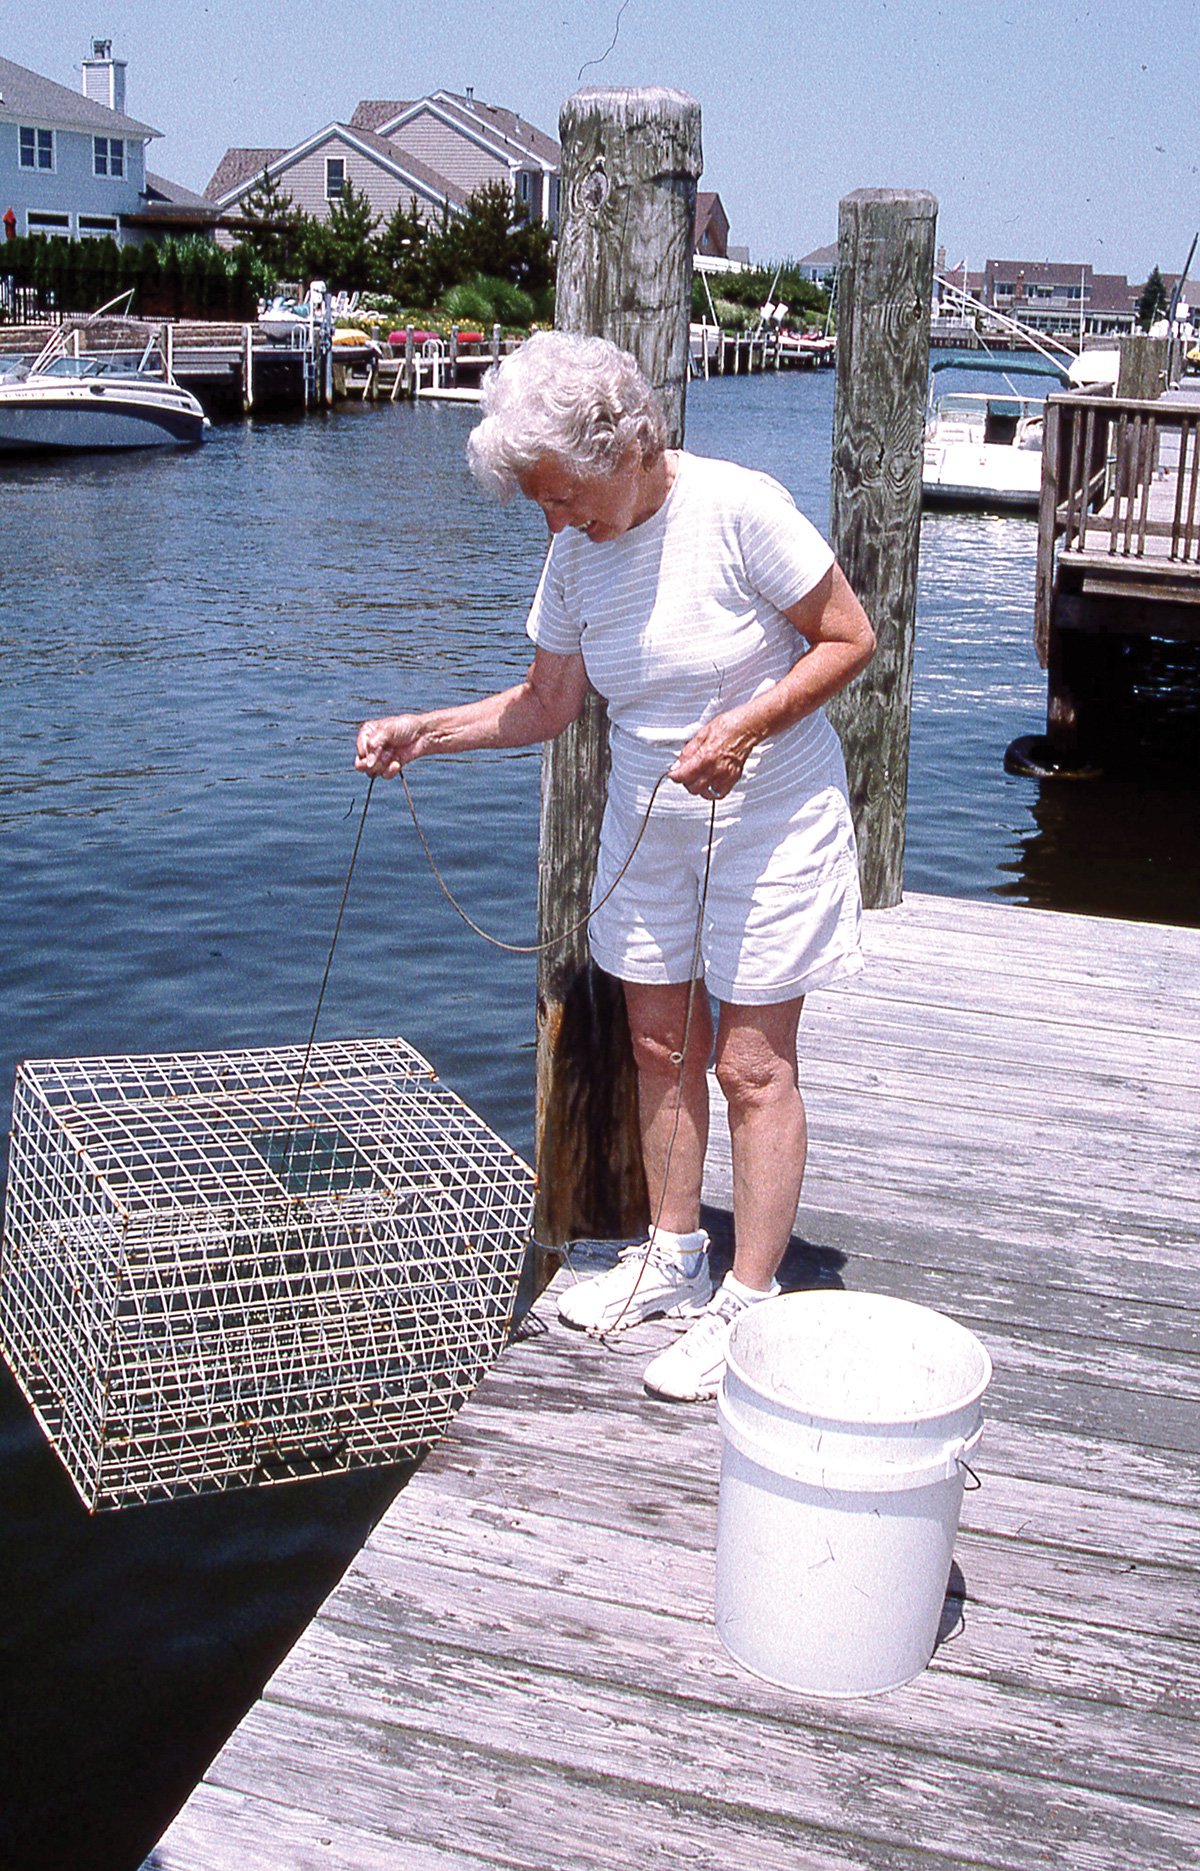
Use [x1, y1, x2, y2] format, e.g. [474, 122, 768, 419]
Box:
[716, 1290, 991, 1697]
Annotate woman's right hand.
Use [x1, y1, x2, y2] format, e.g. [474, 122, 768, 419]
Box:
[355, 713, 424, 778]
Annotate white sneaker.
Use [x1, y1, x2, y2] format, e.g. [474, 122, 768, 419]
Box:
[557, 1239, 712, 1336]
[642, 1280, 763, 1402]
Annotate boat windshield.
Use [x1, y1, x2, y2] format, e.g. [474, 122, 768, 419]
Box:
[39, 351, 164, 380]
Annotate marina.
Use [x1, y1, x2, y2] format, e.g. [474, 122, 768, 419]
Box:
[1, 27, 1198, 1871]
[147, 889, 1200, 1871]
[0, 362, 1197, 1867]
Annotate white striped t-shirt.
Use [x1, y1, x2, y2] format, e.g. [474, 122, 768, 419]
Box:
[525, 450, 843, 812]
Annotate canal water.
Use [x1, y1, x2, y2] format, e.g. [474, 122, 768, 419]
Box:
[1, 369, 1196, 1868]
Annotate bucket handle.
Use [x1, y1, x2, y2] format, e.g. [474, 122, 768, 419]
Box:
[719, 1397, 984, 1495]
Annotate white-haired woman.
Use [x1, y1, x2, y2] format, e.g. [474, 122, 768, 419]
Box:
[357, 330, 874, 1402]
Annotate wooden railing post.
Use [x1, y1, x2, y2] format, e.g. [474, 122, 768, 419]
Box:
[534, 85, 701, 1254]
[825, 188, 938, 910]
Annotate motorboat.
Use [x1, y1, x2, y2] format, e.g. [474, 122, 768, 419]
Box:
[0, 313, 209, 453]
[921, 353, 1067, 512]
[922, 390, 1045, 511]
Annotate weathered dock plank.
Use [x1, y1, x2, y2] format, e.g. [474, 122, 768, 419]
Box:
[147, 892, 1200, 1871]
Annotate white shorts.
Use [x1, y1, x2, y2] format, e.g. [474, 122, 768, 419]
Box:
[587, 780, 864, 1005]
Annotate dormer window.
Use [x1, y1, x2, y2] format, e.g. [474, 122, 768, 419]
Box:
[94, 137, 125, 179]
[19, 126, 55, 171]
[325, 157, 345, 200]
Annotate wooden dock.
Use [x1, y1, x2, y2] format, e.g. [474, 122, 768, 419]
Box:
[1035, 384, 1200, 757]
[145, 890, 1200, 1871]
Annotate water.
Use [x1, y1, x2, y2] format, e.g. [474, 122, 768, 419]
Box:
[1, 373, 1197, 1868]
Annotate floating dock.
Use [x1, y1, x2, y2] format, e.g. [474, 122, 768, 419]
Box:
[146, 890, 1200, 1871]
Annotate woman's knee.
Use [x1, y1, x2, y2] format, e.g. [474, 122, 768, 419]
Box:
[624, 982, 712, 1080]
[713, 1022, 800, 1113]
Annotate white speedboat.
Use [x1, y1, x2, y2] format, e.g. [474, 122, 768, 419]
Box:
[0, 314, 208, 454]
[921, 347, 1074, 513]
[922, 389, 1045, 511]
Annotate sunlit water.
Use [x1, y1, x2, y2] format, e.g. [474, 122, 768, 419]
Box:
[0, 370, 1196, 1868]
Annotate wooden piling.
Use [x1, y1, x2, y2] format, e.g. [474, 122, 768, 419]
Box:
[1117, 334, 1168, 401]
[534, 85, 701, 1252]
[824, 187, 938, 910]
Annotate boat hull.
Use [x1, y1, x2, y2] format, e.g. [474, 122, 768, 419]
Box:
[0, 384, 207, 453]
[922, 442, 1042, 514]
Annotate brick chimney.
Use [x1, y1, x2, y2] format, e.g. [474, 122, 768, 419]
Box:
[82, 38, 127, 115]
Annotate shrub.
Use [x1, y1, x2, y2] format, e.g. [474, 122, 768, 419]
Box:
[441, 274, 536, 328]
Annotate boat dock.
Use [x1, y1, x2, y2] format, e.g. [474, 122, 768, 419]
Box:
[1034, 383, 1200, 760]
[145, 889, 1200, 1871]
[691, 324, 836, 378]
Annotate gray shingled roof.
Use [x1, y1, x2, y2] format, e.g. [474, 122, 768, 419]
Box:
[436, 91, 560, 165]
[206, 148, 288, 200]
[144, 172, 217, 210]
[350, 99, 414, 133]
[0, 53, 159, 139]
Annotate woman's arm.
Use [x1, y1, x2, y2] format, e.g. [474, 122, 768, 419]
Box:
[669, 565, 875, 797]
[355, 647, 591, 778]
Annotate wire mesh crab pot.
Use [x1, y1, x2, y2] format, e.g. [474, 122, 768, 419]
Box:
[0, 1037, 534, 1511]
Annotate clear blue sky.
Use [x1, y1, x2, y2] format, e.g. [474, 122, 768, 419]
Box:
[8, 1, 1198, 283]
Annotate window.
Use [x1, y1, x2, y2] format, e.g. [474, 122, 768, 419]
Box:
[94, 137, 125, 179]
[27, 210, 71, 239]
[325, 157, 345, 199]
[19, 126, 55, 171]
[78, 215, 119, 240]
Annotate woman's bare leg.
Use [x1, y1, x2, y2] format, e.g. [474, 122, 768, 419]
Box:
[713, 997, 806, 1289]
[622, 978, 714, 1233]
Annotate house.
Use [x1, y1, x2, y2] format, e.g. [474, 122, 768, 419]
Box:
[0, 40, 202, 245]
[694, 192, 729, 260]
[209, 88, 560, 241]
[351, 91, 560, 225]
[795, 242, 839, 286]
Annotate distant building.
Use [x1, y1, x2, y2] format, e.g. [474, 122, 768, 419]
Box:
[209, 89, 561, 242]
[0, 41, 208, 244]
[796, 243, 838, 286]
[981, 261, 1140, 339]
[694, 192, 729, 260]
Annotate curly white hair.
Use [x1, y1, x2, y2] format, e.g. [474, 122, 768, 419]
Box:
[467, 330, 668, 499]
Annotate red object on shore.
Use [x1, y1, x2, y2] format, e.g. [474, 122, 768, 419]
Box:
[3, 208, 16, 241]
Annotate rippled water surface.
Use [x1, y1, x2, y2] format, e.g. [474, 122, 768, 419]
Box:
[1, 370, 1196, 1867]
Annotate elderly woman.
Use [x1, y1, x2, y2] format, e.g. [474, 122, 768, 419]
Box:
[357, 330, 874, 1402]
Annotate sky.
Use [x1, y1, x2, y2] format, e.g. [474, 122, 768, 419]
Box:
[7, 1, 1199, 283]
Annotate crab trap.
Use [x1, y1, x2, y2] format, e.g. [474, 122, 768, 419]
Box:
[0, 1037, 534, 1511]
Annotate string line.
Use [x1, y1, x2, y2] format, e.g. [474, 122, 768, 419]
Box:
[399, 764, 678, 954]
[281, 774, 376, 1166]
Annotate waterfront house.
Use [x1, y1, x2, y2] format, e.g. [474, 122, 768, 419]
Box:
[980, 260, 1141, 340]
[0, 40, 206, 246]
[209, 89, 560, 240]
[796, 241, 839, 287]
[694, 191, 730, 259]
[351, 91, 560, 228]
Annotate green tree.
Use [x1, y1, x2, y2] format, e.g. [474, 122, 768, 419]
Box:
[376, 198, 429, 302]
[421, 181, 554, 302]
[1137, 264, 1169, 331]
[236, 168, 308, 282]
[300, 179, 381, 293]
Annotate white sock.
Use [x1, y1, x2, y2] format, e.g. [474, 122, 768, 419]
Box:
[649, 1226, 709, 1275]
[721, 1272, 780, 1307]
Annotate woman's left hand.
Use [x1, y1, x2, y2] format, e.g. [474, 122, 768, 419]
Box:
[669, 713, 755, 800]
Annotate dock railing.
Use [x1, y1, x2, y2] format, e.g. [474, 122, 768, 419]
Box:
[1035, 389, 1200, 659]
